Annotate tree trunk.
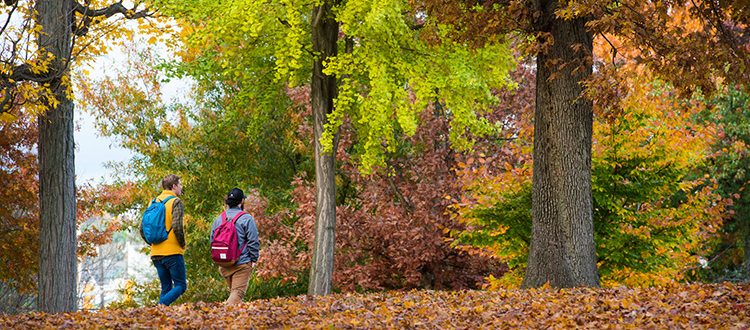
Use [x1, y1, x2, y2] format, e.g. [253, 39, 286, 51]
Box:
[521, 1, 600, 289]
[36, 0, 78, 313]
[742, 209, 750, 282]
[307, 0, 339, 296]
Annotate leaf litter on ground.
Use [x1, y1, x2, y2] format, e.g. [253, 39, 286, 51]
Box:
[2, 282, 748, 329]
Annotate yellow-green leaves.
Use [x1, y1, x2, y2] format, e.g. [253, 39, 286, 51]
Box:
[158, 0, 515, 174]
[275, 0, 309, 86]
[321, 0, 516, 172]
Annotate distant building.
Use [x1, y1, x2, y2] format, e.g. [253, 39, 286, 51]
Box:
[77, 215, 153, 310]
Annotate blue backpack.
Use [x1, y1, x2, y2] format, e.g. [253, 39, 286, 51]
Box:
[142, 196, 176, 244]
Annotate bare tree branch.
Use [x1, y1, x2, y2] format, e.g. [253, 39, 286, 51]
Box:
[0, 2, 19, 36]
[72, 1, 155, 19]
[598, 32, 618, 67]
[277, 18, 291, 28]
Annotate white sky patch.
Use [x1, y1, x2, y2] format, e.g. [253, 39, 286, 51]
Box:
[74, 23, 190, 185]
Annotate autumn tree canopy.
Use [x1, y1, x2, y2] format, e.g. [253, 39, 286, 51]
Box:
[150, 0, 517, 295]
[77, 0, 750, 303]
[421, 0, 750, 288]
[1, 0, 160, 313]
[3, 0, 750, 312]
[452, 58, 732, 288]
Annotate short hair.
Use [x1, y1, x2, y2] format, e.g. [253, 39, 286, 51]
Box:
[225, 196, 242, 208]
[162, 174, 181, 190]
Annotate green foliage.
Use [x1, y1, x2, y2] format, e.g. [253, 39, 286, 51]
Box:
[324, 9, 516, 172]
[689, 86, 750, 282]
[156, 0, 516, 174]
[454, 75, 727, 287]
[453, 182, 532, 272]
[245, 270, 310, 301]
[80, 43, 311, 305]
[107, 279, 160, 309]
[590, 92, 723, 286]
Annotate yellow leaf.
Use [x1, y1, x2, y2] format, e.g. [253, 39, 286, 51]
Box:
[147, 36, 158, 45]
[0, 113, 16, 122]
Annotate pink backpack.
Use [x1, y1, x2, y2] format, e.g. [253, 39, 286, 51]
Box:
[211, 211, 247, 267]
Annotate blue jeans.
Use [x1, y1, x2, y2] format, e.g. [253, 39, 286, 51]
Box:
[152, 254, 187, 306]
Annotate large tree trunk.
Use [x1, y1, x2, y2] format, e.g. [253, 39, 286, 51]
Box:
[36, 0, 78, 313]
[308, 0, 339, 296]
[521, 1, 600, 289]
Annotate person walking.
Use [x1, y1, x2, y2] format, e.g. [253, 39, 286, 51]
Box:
[140, 174, 187, 306]
[210, 188, 260, 304]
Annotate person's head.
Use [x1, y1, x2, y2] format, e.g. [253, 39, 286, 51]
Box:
[162, 174, 182, 196]
[225, 188, 246, 209]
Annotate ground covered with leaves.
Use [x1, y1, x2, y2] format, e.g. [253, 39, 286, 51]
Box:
[3, 282, 748, 329]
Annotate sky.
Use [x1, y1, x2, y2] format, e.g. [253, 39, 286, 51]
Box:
[74, 46, 133, 185]
[73, 34, 188, 185]
[74, 111, 131, 185]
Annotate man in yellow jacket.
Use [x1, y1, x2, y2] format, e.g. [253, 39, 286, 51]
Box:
[140, 174, 186, 306]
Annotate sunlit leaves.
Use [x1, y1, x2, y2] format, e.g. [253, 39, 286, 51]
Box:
[158, 0, 515, 175]
[590, 74, 729, 287]
[1, 0, 155, 118]
[322, 0, 516, 172]
[452, 60, 730, 288]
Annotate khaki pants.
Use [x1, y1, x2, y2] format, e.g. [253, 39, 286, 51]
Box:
[219, 262, 255, 304]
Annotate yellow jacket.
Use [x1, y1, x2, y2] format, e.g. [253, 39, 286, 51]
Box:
[146, 190, 186, 257]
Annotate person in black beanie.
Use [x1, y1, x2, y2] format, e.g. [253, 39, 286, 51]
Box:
[209, 188, 260, 304]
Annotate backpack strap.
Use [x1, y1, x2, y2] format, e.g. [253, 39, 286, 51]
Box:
[233, 212, 248, 253]
[231, 211, 246, 223]
[221, 211, 246, 223]
[157, 195, 177, 234]
[157, 196, 176, 204]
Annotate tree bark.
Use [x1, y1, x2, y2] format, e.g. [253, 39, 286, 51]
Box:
[742, 208, 750, 282]
[307, 0, 339, 296]
[36, 0, 78, 313]
[521, 1, 600, 289]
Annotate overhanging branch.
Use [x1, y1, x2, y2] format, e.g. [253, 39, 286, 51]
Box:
[73, 1, 155, 19]
[0, 63, 61, 112]
[1, 63, 58, 83]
